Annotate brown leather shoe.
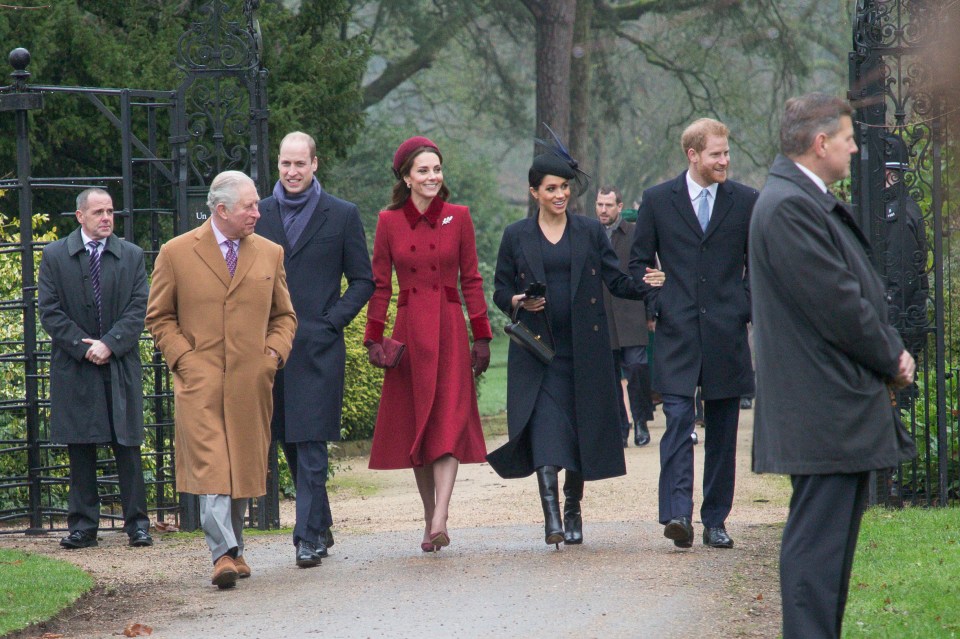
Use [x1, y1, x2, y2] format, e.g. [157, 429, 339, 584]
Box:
[234, 555, 251, 578]
[211, 555, 238, 589]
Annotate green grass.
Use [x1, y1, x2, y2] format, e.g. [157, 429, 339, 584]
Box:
[477, 335, 508, 417]
[0, 548, 94, 636]
[844, 506, 960, 638]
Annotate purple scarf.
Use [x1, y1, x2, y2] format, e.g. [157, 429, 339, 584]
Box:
[273, 177, 322, 248]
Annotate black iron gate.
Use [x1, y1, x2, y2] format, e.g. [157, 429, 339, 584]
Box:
[850, 0, 958, 506]
[0, 0, 278, 534]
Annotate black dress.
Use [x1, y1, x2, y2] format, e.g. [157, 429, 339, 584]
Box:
[526, 224, 580, 471]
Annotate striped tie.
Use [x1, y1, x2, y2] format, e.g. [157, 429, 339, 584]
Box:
[87, 240, 102, 334]
[225, 240, 238, 277]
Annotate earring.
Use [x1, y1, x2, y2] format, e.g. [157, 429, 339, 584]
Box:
[405, 182, 411, 189]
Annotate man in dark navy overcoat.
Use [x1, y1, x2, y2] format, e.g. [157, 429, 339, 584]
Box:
[630, 118, 757, 550]
[257, 131, 374, 567]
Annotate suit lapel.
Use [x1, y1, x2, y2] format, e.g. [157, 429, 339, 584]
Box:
[569, 216, 588, 302]
[289, 192, 329, 258]
[193, 221, 233, 289]
[229, 235, 259, 293]
[704, 182, 735, 240]
[671, 173, 704, 238]
[258, 199, 290, 252]
[519, 216, 547, 284]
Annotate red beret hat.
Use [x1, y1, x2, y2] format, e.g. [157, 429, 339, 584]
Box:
[393, 136, 440, 178]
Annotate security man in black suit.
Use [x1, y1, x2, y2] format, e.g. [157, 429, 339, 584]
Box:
[630, 118, 756, 550]
[38, 188, 152, 549]
[257, 131, 374, 568]
[750, 93, 916, 639]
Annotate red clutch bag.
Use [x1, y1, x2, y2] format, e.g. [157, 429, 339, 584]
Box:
[381, 336, 406, 368]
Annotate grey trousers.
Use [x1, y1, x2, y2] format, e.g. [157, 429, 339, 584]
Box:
[199, 494, 247, 563]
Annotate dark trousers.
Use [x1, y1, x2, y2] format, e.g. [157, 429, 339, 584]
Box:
[67, 368, 149, 536]
[659, 394, 739, 526]
[284, 441, 333, 545]
[613, 346, 653, 439]
[781, 472, 869, 639]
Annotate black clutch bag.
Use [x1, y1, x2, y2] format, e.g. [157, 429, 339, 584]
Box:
[503, 303, 555, 365]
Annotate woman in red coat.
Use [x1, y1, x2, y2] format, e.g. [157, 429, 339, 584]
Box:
[364, 136, 493, 552]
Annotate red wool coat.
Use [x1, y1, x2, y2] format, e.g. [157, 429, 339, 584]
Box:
[364, 198, 493, 468]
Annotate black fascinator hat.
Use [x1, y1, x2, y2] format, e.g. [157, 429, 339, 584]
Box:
[530, 123, 591, 196]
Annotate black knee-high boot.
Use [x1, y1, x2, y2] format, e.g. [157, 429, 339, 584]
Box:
[536, 466, 564, 547]
[563, 470, 584, 545]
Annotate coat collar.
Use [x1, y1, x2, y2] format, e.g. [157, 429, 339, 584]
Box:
[768, 154, 872, 253]
[517, 213, 591, 302]
[67, 227, 123, 258]
[258, 194, 330, 258]
[402, 197, 444, 229]
[192, 219, 260, 291]
[670, 170, 736, 240]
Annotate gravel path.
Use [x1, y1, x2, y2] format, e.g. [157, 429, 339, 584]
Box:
[5, 409, 789, 639]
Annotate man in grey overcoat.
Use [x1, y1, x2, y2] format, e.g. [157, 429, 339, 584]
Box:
[750, 93, 916, 639]
[257, 131, 374, 567]
[38, 188, 152, 549]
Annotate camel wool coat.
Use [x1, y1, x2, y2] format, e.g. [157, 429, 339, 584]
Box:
[146, 220, 297, 498]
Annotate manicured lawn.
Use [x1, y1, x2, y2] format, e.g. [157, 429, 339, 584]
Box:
[477, 335, 508, 417]
[844, 506, 960, 638]
[0, 547, 93, 636]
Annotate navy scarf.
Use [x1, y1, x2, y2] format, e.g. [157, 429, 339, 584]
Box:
[273, 177, 322, 247]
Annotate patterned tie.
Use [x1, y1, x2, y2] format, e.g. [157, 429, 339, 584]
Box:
[697, 189, 711, 232]
[225, 240, 238, 277]
[87, 240, 102, 334]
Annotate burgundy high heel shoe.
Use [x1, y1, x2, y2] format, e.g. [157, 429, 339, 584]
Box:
[421, 541, 439, 552]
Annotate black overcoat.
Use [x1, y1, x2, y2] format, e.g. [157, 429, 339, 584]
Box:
[38, 228, 148, 446]
[258, 191, 374, 443]
[491, 214, 642, 481]
[750, 155, 915, 474]
[629, 172, 756, 399]
[603, 220, 648, 349]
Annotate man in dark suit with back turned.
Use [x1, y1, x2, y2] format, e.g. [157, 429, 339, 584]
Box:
[39, 188, 152, 549]
[750, 93, 915, 639]
[630, 118, 756, 550]
[596, 186, 653, 447]
[257, 131, 374, 568]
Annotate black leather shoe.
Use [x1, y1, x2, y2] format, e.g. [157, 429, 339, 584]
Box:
[295, 540, 321, 568]
[690, 431, 699, 445]
[128, 528, 153, 547]
[60, 530, 98, 549]
[634, 422, 651, 447]
[703, 526, 734, 548]
[322, 528, 335, 549]
[315, 539, 329, 558]
[663, 517, 694, 548]
[740, 397, 753, 410]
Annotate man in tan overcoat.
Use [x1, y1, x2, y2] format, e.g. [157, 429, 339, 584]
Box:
[146, 170, 296, 589]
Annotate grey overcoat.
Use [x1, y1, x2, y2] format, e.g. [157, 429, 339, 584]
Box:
[750, 155, 915, 475]
[38, 228, 148, 446]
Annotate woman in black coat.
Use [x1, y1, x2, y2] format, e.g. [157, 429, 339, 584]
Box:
[487, 147, 663, 547]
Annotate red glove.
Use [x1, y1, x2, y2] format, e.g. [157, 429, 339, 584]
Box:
[366, 342, 388, 368]
[471, 339, 491, 377]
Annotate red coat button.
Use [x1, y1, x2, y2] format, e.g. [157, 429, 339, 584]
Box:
[411, 245, 416, 252]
